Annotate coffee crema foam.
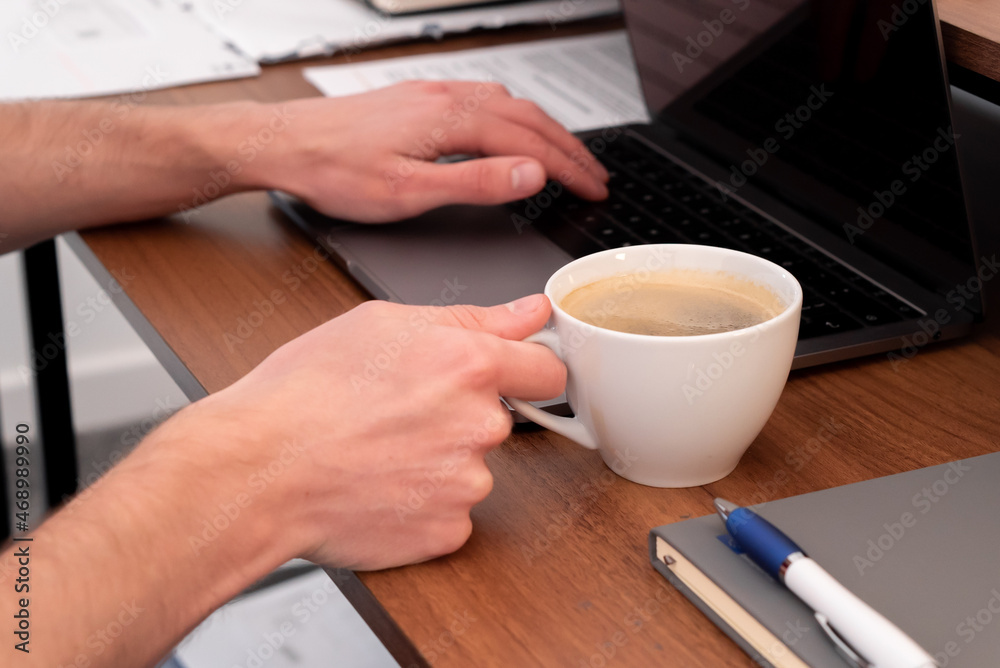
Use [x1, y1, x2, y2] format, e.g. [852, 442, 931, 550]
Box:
[560, 270, 786, 336]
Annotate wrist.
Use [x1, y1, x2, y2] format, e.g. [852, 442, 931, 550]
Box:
[226, 100, 302, 193]
[170, 389, 324, 560]
[129, 394, 300, 576]
[142, 101, 268, 198]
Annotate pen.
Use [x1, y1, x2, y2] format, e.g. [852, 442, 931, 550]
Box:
[714, 498, 937, 668]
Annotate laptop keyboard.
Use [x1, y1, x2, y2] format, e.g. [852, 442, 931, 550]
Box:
[520, 137, 919, 340]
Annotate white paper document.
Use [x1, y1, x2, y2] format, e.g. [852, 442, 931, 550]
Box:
[0, 0, 259, 100]
[304, 29, 649, 133]
[173, 569, 396, 668]
[180, 0, 621, 63]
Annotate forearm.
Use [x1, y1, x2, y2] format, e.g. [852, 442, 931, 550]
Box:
[0, 397, 293, 667]
[0, 99, 272, 250]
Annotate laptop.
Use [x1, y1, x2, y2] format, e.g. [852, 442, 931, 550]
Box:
[271, 0, 983, 370]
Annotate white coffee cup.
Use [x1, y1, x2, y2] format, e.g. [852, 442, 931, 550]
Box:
[505, 244, 802, 488]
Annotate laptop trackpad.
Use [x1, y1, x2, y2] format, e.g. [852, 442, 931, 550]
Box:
[321, 204, 571, 308]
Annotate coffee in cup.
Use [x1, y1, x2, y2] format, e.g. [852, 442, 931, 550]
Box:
[559, 270, 787, 337]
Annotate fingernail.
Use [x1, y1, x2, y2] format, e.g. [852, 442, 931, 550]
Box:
[511, 161, 545, 192]
[505, 294, 546, 314]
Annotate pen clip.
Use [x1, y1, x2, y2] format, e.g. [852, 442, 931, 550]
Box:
[815, 613, 872, 668]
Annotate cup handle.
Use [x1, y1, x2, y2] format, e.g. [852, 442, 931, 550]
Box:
[503, 329, 600, 450]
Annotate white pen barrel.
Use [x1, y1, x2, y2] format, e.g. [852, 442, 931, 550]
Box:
[784, 558, 935, 668]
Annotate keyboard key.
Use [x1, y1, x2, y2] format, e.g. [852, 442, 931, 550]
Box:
[632, 225, 671, 242]
[593, 196, 629, 218]
[690, 228, 734, 248]
[799, 307, 863, 339]
[828, 288, 903, 326]
[594, 224, 636, 247]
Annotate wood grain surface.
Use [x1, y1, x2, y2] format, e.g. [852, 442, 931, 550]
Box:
[75, 14, 1000, 667]
[939, 0, 1000, 83]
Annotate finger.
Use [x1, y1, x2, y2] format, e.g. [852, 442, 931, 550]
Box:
[459, 403, 514, 455]
[436, 117, 608, 201]
[377, 297, 566, 399]
[428, 294, 552, 339]
[349, 295, 552, 340]
[487, 334, 567, 400]
[398, 156, 550, 211]
[437, 81, 607, 185]
[435, 300, 567, 400]
[490, 97, 610, 184]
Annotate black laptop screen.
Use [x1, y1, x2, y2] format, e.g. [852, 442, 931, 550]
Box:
[621, 0, 978, 305]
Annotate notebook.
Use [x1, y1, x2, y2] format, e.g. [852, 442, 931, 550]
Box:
[649, 451, 1000, 667]
[272, 0, 983, 370]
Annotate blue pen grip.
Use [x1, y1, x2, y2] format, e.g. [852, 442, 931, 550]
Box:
[726, 508, 801, 580]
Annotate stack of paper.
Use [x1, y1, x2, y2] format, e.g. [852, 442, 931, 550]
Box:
[0, 0, 259, 100]
[178, 0, 621, 63]
[304, 30, 649, 133]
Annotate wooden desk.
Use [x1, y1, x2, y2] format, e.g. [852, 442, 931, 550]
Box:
[73, 16, 1000, 668]
[939, 0, 1000, 84]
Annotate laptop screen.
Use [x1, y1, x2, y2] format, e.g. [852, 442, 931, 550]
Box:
[621, 0, 978, 308]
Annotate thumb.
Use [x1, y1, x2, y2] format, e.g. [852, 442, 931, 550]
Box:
[406, 157, 547, 210]
[436, 294, 551, 340]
